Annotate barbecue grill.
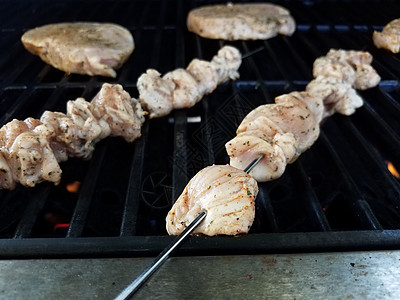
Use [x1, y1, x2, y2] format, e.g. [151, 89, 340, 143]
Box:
[1, 0, 400, 298]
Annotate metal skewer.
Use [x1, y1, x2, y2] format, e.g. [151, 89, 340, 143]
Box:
[243, 154, 264, 174]
[114, 154, 264, 300]
[114, 211, 207, 300]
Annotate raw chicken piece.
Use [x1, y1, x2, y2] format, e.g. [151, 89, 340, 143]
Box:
[354, 64, 381, 91]
[210, 45, 242, 84]
[137, 46, 242, 118]
[137, 69, 175, 118]
[226, 91, 321, 182]
[163, 69, 202, 109]
[166, 164, 258, 236]
[41, 83, 145, 160]
[313, 49, 380, 90]
[313, 56, 356, 85]
[40, 110, 94, 160]
[373, 18, 400, 53]
[21, 22, 134, 77]
[226, 134, 290, 182]
[306, 76, 363, 117]
[0, 83, 145, 190]
[90, 83, 145, 142]
[326, 49, 373, 66]
[186, 59, 219, 95]
[67, 98, 104, 156]
[0, 152, 13, 190]
[242, 93, 320, 155]
[187, 3, 295, 40]
[0, 118, 61, 188]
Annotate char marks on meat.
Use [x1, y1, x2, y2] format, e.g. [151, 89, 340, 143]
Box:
[166, 164, 258, 236]
[187, 3, 296, 40]
[21, 22, 134, 77]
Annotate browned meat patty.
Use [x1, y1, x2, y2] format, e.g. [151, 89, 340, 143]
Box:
[187, 3, 296, 40]
[21, 22, 134, 77]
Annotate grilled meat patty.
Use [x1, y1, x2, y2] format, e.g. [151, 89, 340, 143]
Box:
[187, 3, 295, 40]
[21, 22, 134, 77]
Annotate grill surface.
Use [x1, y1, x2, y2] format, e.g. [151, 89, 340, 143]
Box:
[1, 0, 400, 258]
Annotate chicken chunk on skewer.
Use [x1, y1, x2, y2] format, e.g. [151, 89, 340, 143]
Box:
[163, 69, 202, 110]
[0, 83, 145, 190]
[166, 164, 258, 236]
[0, 118, 62, 189]
[226, 91, 320, 182]
[306, 76, 363, 117]
[90, 83, 145, 142]
[137, 45, 242, 118]
[136, 69, 175, 118]
[313, 49, 380, 90]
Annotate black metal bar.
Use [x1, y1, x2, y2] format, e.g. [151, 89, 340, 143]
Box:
[1, 230, 400, 259]
[291, 163, 332, 232]
[254, 187, 279, 233]
[319, 132, 384, 230]
[66, 145, 107, 238]
[119, 123, 148, 237]
[13, 186, 51, 239]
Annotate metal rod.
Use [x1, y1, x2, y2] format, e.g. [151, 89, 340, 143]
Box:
[114, 211, 207, 300]
[115, 156, 263, 299]
[243, 154, 264, 174]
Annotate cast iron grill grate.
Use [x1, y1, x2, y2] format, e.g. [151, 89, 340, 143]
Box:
[0, 0, 400, 258]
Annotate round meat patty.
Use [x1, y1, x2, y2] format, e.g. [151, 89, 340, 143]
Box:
[187, 3, 296, 40]
[21, 22, 134, 77]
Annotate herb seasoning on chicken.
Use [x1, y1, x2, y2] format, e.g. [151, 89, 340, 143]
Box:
[226, 49, 380, 183]
[137, 46, 241, 118]
[0, 84, 145, 190]
[166, 165, 258, 236]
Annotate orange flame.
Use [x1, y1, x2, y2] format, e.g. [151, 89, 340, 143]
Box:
[387, 161, 400, 179]
[66, 181, 81, 193]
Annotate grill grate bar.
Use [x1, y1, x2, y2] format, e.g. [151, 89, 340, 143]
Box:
[13, 186, 51, 238]
[319, 132, 383, 230]
[120, 124, 148, 236]
[66, 146, 107, 238]
[120, 0, 168, 236]
[339, 116, 400, 209]
[254, 187, 279, 233]
[291, 163, 332, 231]
[171, 0, 189, 200]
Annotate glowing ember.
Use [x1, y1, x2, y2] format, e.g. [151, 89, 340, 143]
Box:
[386, 161, 400, 179]
[53, 223, 70, 232]
[66, 181, 81, 193]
